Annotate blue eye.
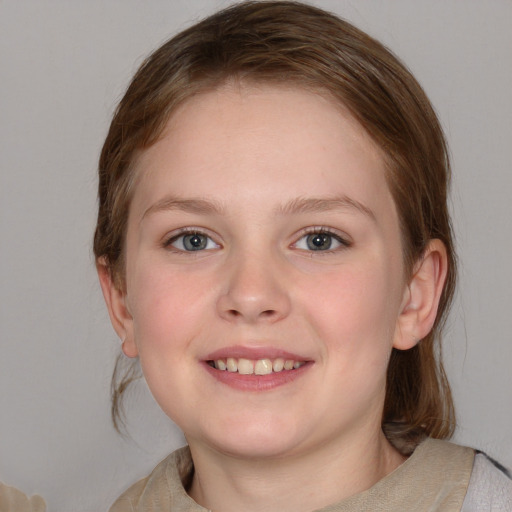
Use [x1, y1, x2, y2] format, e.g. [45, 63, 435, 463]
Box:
[168, 232, 219, 251]
[295, 231, 346, 251]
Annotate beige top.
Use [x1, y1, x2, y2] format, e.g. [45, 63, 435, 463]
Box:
[109, 438, 475, 512]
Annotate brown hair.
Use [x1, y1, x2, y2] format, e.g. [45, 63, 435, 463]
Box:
[94, 1, 456, 446]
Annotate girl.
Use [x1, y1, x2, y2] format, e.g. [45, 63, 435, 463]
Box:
[94, 2, 511, 510]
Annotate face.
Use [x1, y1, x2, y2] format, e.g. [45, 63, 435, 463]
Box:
[116, 84, 412, 459]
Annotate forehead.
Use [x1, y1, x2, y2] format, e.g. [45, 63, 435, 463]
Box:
[130, 83, 394, 222]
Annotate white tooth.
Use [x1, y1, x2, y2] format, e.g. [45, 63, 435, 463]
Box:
[255, 359, 273, 375]
[293, 361, 304, 369]
[226, 357, 238, 372]
[237, 358, 254, 375]
[284, 360, 295, 370]
[272, 358, 285, 372]
[215, 359, 226, 371]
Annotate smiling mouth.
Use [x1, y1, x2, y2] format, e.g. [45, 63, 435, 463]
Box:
[207, 357, 306, 375]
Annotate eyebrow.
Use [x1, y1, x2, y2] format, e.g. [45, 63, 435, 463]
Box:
[142, 196, 225, 221]
[141, 194, 375, 221]
[275, 196, 376, 220]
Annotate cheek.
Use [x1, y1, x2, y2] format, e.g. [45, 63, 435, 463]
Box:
[127, 260, 213, 355]
[303, 259, 402, 355]
[316, 264, 402, 400]
[126, 263, 214, 417]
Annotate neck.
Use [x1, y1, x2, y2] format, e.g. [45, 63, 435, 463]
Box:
[187, 429, 405, 512]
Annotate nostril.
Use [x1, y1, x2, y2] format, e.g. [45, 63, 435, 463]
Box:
[225, 308, 277, 320]
[216, 283, 291, 323]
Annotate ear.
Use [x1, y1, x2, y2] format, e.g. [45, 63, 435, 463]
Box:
[393, 239, 448, 350]
[96, 258, 138, 358]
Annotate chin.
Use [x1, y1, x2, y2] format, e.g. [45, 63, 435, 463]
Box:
[191, 417, 306, 460]
[215, 436, 300, 460]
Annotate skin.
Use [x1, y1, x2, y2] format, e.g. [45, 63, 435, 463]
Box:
[99, 83, 447, 512]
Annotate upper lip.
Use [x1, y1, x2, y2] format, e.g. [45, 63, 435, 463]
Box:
[204, 345, 311, 361]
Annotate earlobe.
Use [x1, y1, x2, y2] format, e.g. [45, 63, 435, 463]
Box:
[393, 239, 448, 350]
[96, 258, 139, 358]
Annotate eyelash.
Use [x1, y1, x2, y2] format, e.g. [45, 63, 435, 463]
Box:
[162, 226, 351, 254]
[162, 228, 220, 253]
[293, 227, 351, 254]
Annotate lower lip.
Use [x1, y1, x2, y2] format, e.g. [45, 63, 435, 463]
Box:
[202, 361, 312, 391]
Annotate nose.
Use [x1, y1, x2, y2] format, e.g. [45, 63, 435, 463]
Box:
[216, 250, 291, 324]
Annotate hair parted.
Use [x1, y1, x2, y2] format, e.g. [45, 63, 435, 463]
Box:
[94, 0, 456, 448]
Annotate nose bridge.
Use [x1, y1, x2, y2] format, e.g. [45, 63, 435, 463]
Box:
[217, 242, 291, 323]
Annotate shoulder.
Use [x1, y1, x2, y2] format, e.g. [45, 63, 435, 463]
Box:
[461, 452, 512, 512]
[108, 446, 202, 512]
[108, 459, 168, 512]
[409, 436, 476, 476]
[416, 437, 474, 460]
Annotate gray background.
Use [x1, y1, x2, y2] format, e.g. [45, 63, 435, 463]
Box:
[1, 1, 511, 510]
